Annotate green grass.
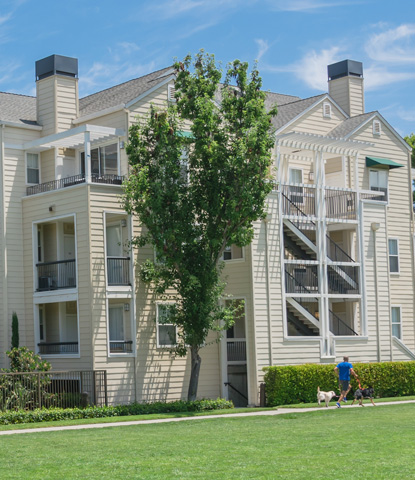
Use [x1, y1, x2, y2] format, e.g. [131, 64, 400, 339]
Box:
[0, 404, 414, 479]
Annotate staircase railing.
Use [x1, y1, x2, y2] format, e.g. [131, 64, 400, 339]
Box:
[285, 267, 318, 294]
[329, 310, 358, 336]
[224, 382, 248, 401]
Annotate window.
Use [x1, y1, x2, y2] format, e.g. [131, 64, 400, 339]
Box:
[27, 153, 40, 184]
[109, 305, 124, 342]
[81, 143, 118, 177]
[369, 169, 388, 201]
[223, 245, 243, 261]
[391, 306, 401, 339]
[373, 120, 381, 136]
[157, 304, 177, 347]
[388, 239, 399, 273]
[289, 168, 303, 204]
[323, 102, 332, 118]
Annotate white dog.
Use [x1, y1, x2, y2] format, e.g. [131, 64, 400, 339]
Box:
[317, 387, 338, 407]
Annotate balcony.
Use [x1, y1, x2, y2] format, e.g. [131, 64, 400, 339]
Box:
[107, 257, 131, 286]
[38, 342, 79, 354]
[109, 340, 133, 354]
[27, 174, 124, 196]
[36, 259, 76, 292]
[226, 339, 247, 363]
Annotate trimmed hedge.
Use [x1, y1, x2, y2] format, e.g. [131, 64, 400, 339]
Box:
[0, 398, 233, 425]
[263, 361, 415, 406]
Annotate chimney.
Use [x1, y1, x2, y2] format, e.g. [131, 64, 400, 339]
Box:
[328, 60, 364, 118]
[36, 54, 79, 135]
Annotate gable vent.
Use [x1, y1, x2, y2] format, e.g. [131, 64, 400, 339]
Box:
[373, 120, 381, 136]
[168, 83, 176, 103]
[323, 102, 332, 118]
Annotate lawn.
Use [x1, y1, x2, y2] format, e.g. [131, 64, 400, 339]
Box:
[1, 404, 414, 479]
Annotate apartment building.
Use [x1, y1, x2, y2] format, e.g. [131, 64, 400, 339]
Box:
[1, 55, 414, 407]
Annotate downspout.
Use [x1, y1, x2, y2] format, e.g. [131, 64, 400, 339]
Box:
[371, 222, 381, 362]
[264, 215, 273, 366]
[0, 124, 9, 362]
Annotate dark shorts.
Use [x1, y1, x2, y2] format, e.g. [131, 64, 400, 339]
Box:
[340, 380, 350, 392]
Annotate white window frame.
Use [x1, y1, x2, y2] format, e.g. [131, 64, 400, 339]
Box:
[388, 238, 400, 274]
[26, 152, 40, 185]
[323, 102, 332, 118]
[391, 305, 402, 339]
[369, 168, 388, 202]
[156, 302, 177, 348]
[373, 120, 381, 136]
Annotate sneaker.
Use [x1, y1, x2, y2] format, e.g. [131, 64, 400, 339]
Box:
[342, 398, 347, 403]
[336, 402, 341, 408]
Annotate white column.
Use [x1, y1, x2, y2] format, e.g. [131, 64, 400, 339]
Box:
[276, 144, 281, 184]
[84, 131, 91, 184]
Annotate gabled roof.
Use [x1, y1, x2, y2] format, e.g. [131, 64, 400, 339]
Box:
[0, 92, 37, 126]
[79, 66, 174, 117]
[265, 91, 301, 109]
[326, 112, 376, 139]
[271, 94, 327, 131]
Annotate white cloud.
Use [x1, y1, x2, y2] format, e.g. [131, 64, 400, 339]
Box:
[364, 65, 415, 90]
[263, 47, 343, 90]
[255, 39, 269, 61]
[365, 24, 415, 63]
[118, 42, 140, 54]
[0, 12, 12, 25]
[267, 0, 354, 11]
[396, 107, 415, 123]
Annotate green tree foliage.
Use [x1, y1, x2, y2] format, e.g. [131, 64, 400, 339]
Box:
[11, 312, 19, 349]
[123, 51, 277, 400]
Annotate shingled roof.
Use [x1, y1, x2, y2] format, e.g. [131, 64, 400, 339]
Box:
[79, 66, 174, 117]
[271, 94, 326, 131]
[0, 92, 37, 126]
[327, 111, 377, 139]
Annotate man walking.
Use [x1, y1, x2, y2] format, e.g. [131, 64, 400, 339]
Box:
[334, 356, 359, 408]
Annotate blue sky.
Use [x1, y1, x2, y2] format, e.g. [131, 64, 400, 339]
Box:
[1, 0, 414, 136]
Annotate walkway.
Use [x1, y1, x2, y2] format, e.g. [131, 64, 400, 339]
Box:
[1, 399, 414, 436]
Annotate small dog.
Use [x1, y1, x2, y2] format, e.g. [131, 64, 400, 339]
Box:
[352, 387, 376, 406]
[317, 386, 338, 407]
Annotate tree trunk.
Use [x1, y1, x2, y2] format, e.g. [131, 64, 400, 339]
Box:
[188, 346, 202, 401]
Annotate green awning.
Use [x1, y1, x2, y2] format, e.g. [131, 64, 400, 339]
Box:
[177, 130, 194, 139]
[366, 156, 404, 169]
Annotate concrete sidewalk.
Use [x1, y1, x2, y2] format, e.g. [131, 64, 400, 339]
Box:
[1, 399, 414, 436]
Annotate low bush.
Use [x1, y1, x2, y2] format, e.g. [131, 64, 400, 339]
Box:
[0, 398, 234, 425]
[263, 361, 415, 406]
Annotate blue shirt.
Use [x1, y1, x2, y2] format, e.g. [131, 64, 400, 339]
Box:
[337, 362, 353, 381]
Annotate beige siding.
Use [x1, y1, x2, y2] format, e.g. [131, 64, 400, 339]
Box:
[328, 76, 364, 117]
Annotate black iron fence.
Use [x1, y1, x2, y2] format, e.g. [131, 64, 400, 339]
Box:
[37, 259, 76, 291]
[0, 370, 107, 411]
[369, 186, 387, 202]
[107, 257, 131, 285]
[280, 185, 316, 216]
[27, 174, 124, 196]
[37, 342, 79, 355]
[285, 265, 319, 294]
[325, 189, 357, 220]
[109, 340, 133, 353]
[226, 340, 247, 362]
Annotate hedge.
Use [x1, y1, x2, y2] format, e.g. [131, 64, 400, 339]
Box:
[0, 398, 233, 425]
[263, 361, 415, 406]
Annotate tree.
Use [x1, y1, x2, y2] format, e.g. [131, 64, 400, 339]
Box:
[404, 133, 415, 204]
[11, 311, 19, 349]
[123, 51, 277, 400]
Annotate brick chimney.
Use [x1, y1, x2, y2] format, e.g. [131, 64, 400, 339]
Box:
[328, 60, 364, 118]
[36, 55, 79, 135]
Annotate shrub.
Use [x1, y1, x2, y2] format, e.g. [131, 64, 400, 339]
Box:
[0, 398, 234, 425]
[263, 361, 415, 406]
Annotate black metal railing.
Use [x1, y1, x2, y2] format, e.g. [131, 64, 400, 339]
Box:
[224, 382, 248, 402]
[37, 342, 79, 354]
[285, 266, 318, 294]
[27, 174, 124, 196]
[107, 257, 131, 285]
[325, 189, 357, 220]
[329, 310, 358, 336]
[226, 340, 247, 362]
[327, 265, 359, 295]
[109, 340, 133, 353]
[37, 259, 76, 291]
[280, 185, 316, 216]
[327, 236, 354, 263]
[369, 186, 387, 202]
[0, 370, 107, 410]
